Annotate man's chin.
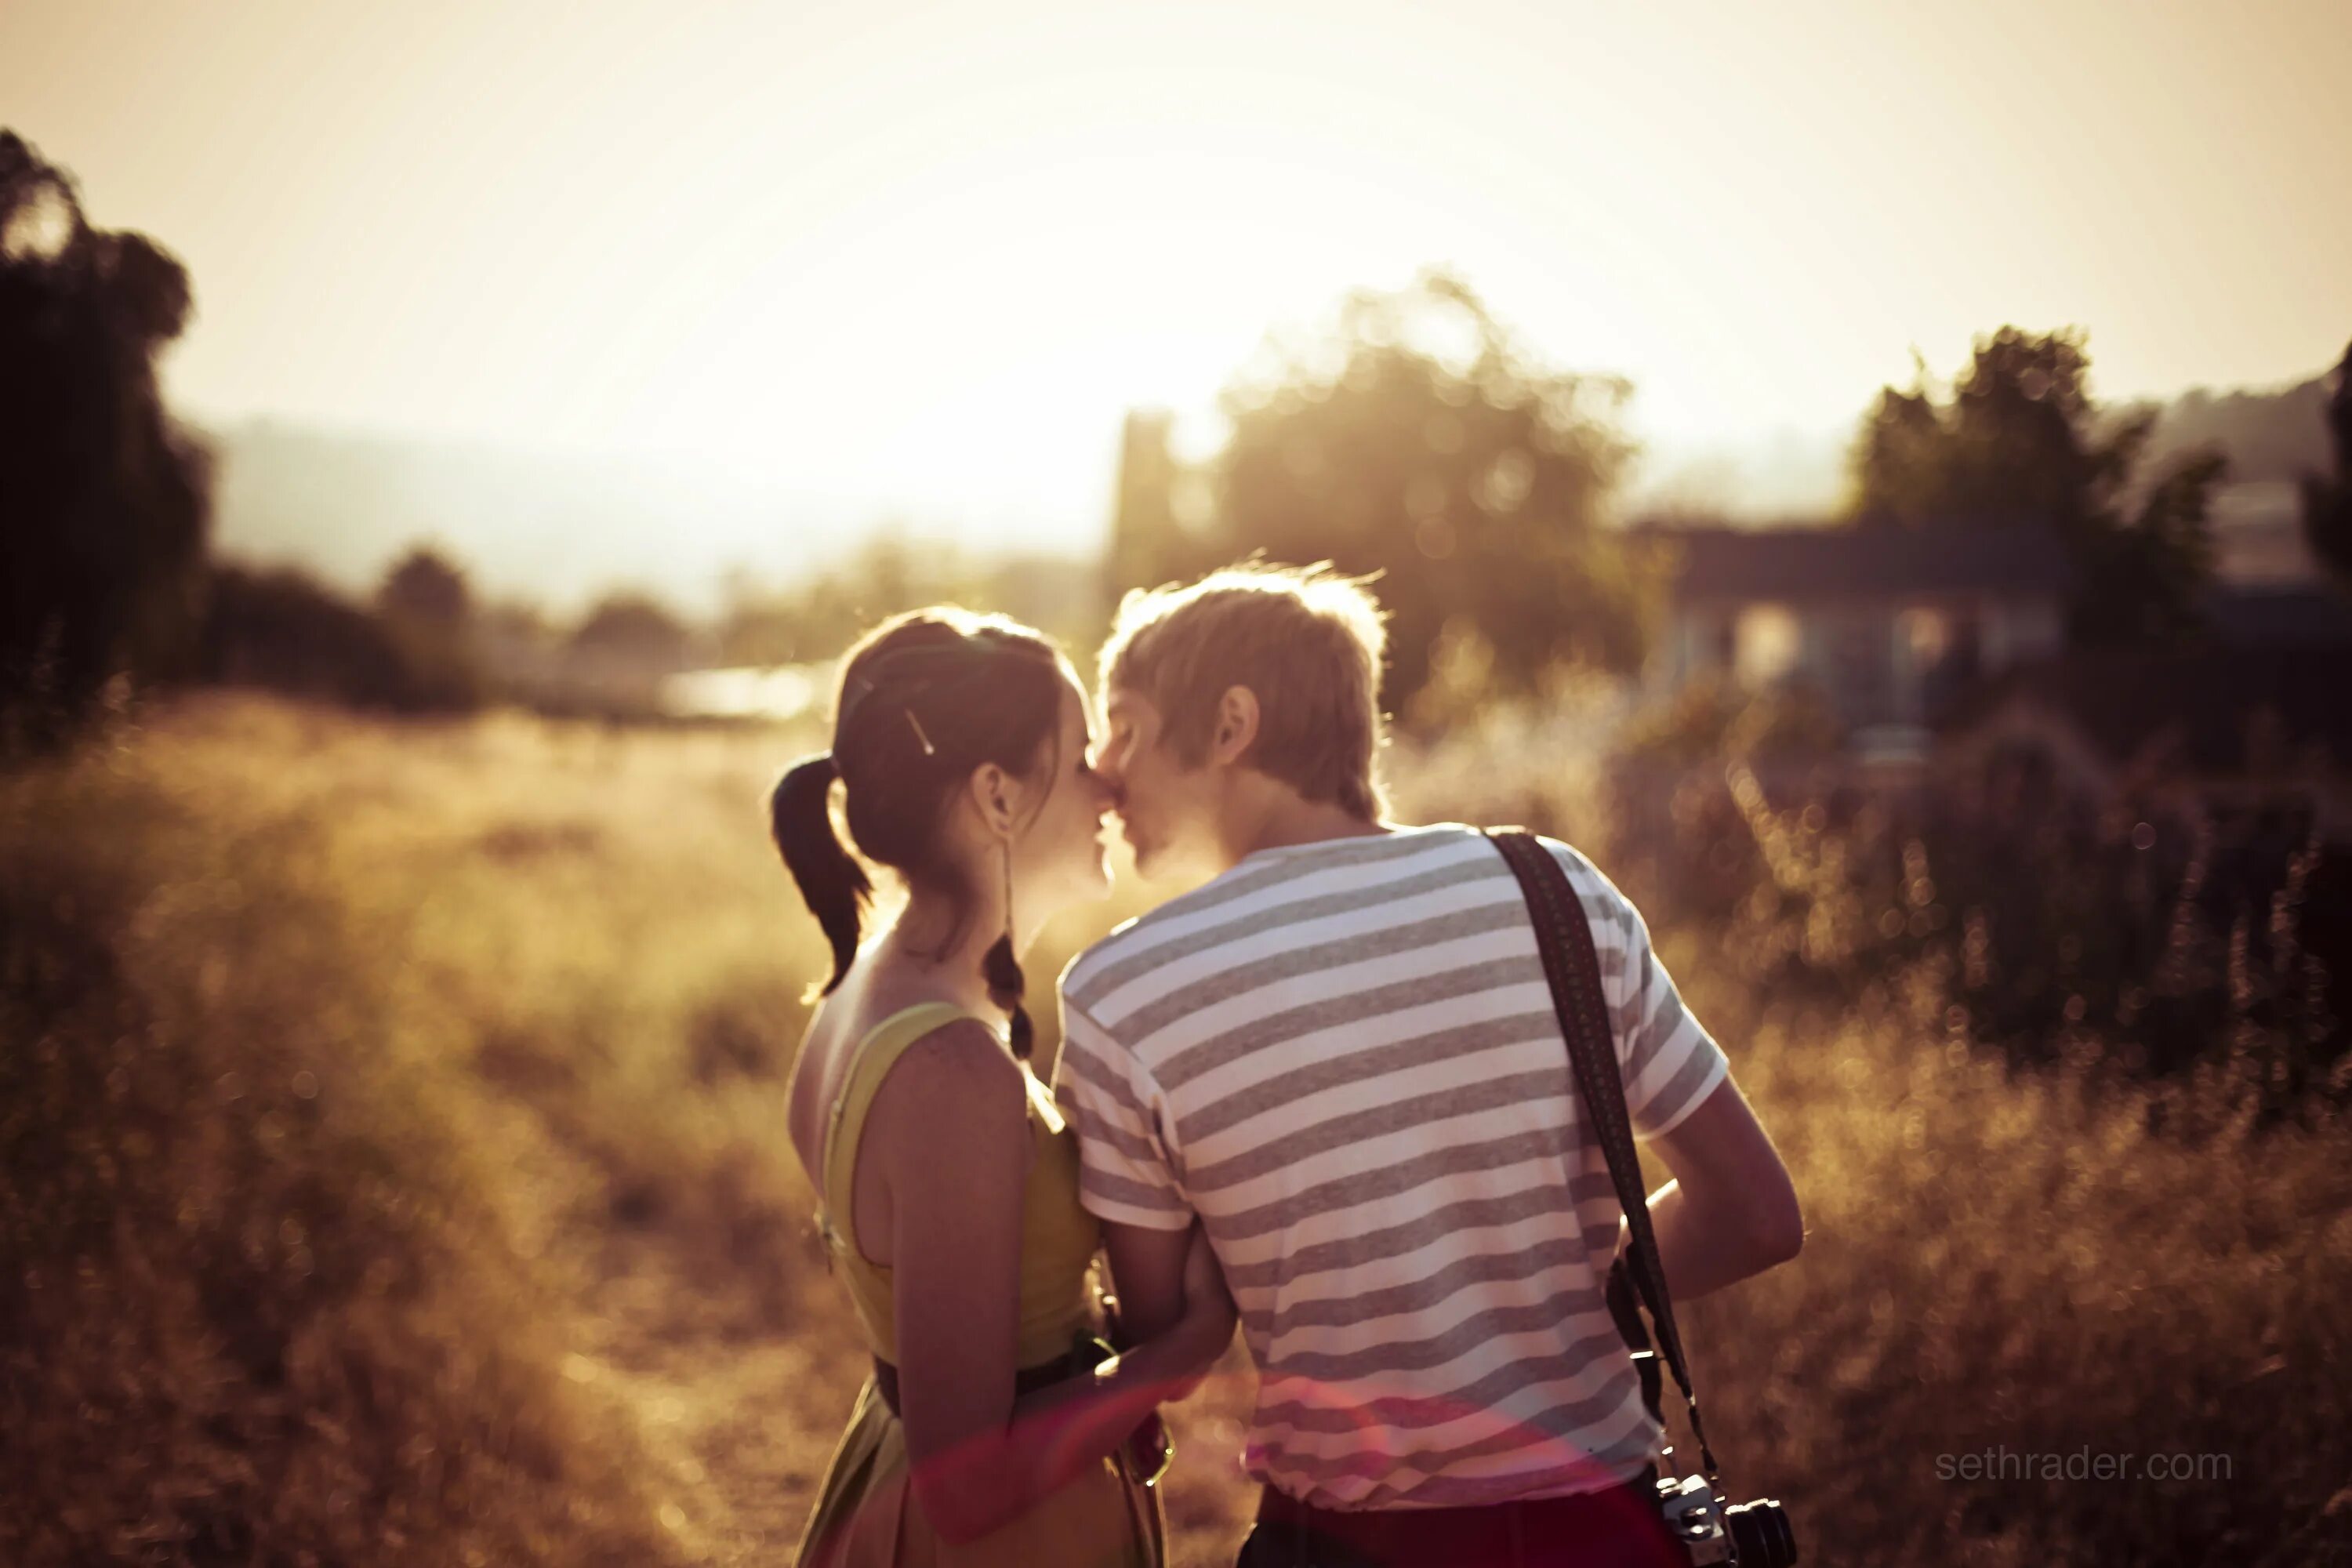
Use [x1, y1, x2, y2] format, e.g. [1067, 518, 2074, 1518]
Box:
[1121, 831, 1164, 879]
[1125, 837, 1207, 889]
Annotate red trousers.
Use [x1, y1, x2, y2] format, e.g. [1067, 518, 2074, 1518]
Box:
[1236, 1468, 1689, 1568]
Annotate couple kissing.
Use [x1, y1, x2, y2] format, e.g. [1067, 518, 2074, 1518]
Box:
[773, 564, 1802, 1568]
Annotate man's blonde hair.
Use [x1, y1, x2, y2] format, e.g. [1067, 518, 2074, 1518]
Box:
[1098, 562, 1389, 821]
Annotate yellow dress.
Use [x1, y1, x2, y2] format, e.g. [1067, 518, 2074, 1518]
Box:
[791, 1002, 1164, 1568]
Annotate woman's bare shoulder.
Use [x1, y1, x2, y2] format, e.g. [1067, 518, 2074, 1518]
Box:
[887, 1016, 1025, 1109]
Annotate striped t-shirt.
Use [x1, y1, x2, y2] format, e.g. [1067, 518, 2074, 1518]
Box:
[1053, 823, 1730, 1512]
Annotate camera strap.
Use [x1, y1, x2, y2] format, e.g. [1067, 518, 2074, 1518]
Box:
[1483, 829, 1722, 1483]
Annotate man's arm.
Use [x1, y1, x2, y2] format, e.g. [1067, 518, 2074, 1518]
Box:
[1102, 1221, 1228, 1401]
[1635, 1074, 1804, 1300]
[1579, 857, 1801, 1298]
[1051, 993, 1229, 1374]
[1102, 1220, 1195, 1345]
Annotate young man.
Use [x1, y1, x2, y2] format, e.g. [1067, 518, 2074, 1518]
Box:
[1054, 564, 1803, 1567]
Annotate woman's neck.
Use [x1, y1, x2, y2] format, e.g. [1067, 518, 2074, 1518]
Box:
[882, 885, 1011, 1012]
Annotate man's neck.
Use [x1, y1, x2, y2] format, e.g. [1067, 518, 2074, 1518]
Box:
[1221, 796, 1391, 869]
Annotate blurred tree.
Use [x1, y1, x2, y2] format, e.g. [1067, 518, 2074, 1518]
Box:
[1617, 670, 1843, 769]
[372, 544, 483, 706]
[200, 563, 479, 712]
[715, 590, 800, 669]
[718, 532, 1105, 670]
[1178, 270, 1653, 707]
[1847, 326, 2226, 643]
[569, 591, 692, 668]
[375, 545, 472, 628]
[0, 131, 212, 754]
[2300, 338, 2352, 591]
[1105, 412, 1204, 602]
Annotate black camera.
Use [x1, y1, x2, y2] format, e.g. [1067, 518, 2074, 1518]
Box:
[1653, 1471, 1798, 1566]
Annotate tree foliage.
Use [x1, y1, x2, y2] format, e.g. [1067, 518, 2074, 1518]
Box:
[201, 562, 481, 713]
[718, 533, 1106, 669]
[1847, 326, 2226, 644]
[2300, 339, 2352, 591]
[376, 546, 473, 628]
[1103, 412, 1204, 606]
[569, 592, 692, 667]
[0, 131, 212, 753]
[1120, 271, 1657, 709]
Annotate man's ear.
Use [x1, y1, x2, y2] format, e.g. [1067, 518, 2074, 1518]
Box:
[1209, 685, 1260, 766]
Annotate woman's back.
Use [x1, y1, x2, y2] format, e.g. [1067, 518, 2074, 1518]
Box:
[786, 984, 1158, 1568]
[788, 986, 1099, 1369]
[785, 966, 940, 1265]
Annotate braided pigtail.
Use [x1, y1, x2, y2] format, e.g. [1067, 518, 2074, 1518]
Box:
[982, 931, 1033, 1061]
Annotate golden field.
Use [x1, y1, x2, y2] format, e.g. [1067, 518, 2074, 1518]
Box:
[2, 693, 2347, 1566]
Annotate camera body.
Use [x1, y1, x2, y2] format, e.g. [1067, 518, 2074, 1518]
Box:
[1654, 1472, 1798, 1567]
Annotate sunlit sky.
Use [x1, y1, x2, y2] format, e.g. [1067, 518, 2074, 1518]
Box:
[7, 0, 2350, 561]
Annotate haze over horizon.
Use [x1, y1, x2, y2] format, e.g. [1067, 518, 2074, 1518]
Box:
[7, 0, 2348, 604]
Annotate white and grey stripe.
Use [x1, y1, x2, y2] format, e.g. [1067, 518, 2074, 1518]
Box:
[1054, 824, 1730, 1511]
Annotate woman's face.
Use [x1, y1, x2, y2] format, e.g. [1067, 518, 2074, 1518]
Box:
[1008, 671, 1117, 922]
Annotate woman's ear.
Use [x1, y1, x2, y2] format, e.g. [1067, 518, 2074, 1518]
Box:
[1210, 685, 1261, 765]
[968, 762, 1018, 838]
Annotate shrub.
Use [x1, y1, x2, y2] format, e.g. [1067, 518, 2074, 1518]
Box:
[198, 562, 482, 713]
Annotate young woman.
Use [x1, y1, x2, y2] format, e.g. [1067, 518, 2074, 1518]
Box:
[771, 608, 1235, 1568]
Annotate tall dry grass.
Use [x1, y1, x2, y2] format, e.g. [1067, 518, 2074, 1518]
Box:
[0, 701, 682, 1566]
[4, 692, 2347, 1564]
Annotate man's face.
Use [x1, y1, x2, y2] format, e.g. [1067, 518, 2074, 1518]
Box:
[1092, 688, 1218, 880]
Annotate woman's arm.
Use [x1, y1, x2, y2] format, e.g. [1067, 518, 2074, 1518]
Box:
[880, 1024, 1233, 1546]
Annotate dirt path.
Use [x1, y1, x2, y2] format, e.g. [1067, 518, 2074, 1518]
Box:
[570, 1225, 857, 1565]
[549, 1193, 1258, 1568]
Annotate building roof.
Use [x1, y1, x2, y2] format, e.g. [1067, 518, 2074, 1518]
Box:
[1638, 521, 2074, 604]
[1940, 646, 2352, 776]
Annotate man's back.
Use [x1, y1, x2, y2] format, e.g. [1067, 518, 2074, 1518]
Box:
[1056, 824, 1730, 1512]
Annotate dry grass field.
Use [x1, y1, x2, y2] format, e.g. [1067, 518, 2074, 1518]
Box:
[4, 693, 2347, 1566]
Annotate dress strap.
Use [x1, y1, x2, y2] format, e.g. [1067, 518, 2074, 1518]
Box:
[818, 1001, 989, 1268]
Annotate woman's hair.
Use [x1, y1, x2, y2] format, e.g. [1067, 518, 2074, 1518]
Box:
[770, 608, 1066, 1057]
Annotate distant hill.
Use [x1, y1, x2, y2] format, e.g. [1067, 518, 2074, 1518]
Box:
[2132, 372, 2332, 484]
[200, 421, 886, 614]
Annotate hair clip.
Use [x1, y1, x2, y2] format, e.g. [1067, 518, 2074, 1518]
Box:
[905, 709, 937, 756]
